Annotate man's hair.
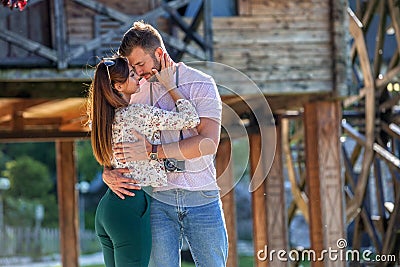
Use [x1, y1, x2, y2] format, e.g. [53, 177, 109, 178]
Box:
[119, 21, 166, 57]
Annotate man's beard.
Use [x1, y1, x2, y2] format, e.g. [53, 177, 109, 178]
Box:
[146, 56, 162, 82]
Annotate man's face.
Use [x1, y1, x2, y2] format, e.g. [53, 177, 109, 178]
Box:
[127, 47, 161, 81]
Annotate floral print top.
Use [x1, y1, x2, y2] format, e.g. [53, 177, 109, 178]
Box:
[111, 99, 200, 187]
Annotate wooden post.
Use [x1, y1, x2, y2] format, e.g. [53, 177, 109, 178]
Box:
[56, 141, 79, 267]
[304, 101, 345, 267]
[266, 118, 289, 267]
[52, 0, 68, 69]
[216, 139, 238, 267]
[203, 0, 213, 61]
[250, 133, 268, 267]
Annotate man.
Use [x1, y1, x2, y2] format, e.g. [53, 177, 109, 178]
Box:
[102, 21, 228, 267]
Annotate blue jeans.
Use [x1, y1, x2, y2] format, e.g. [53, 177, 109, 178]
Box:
[148, 189, 228, 267]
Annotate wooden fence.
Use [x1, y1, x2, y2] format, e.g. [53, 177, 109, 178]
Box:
[0, 226, 100, 258]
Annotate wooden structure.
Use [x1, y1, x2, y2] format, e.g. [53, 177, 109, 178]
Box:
[0, 0, 399, 267]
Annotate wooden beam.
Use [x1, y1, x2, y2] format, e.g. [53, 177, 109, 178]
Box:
[282, 118, 309, 222]
[160, 32, 206, 60]
[73, 0, 131, 23]
[381, 182, 400, 256]
[0, 130, 89, 142]
[162, 2, 206, 50]
[216, 139, 238, 267]
[342, 121, 400, 170]
[203, 0, 213, 61]
[347, 7, 376, 221]
[0, 29, 57, 62]
[388, 0, 400, 55]
[66, 0, 191, 62]
[56, 141, 79, 267]
[175, 1, 204, 60]
[0, 81, 89, 98]
[373, 0, 387, 79]
[304, 101, 345, 267]
[265, 118, 289, 267]
[52, 0, 68, 69]
[330, 0, 351, 96]
[249, 133, 267, 267]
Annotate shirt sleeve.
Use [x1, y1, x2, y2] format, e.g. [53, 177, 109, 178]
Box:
[189, 77, 222, 122]
[144, 99, 200, 132]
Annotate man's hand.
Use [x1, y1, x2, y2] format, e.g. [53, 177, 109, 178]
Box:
[114, 130, 152, 162]
[102, 167, 141, 199]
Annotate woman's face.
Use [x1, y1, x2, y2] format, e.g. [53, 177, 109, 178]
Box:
[120, 65, 140, 96]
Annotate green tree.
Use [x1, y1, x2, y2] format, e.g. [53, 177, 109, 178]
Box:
[2, 156, 58, 227]
[0, 142, 56, 175]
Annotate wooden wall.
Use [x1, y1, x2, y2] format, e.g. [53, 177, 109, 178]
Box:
[66, 0, 160, 46]
[0, 0, 51, 65]
[197, 0, 347, 95]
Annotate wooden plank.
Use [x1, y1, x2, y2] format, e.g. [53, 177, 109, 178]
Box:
[216, 139, 238, 267]
[8, 8, 29, 58]
[282, 118, 309, 222]
[0, 11, 7, 58]
[265, 118, 289, 267]
[331, 0, 351, 96]
[211, 16, 330, 30]
[237, 0, 251, 16]
[56, 141, 79, 267]
[250, 7, 330, 17]
[29, 0, 51, 46]
[213, 30, 330, 44]
[249, 133, 267, 267]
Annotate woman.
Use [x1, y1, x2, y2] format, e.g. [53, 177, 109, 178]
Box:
[87, 54, 199, 267]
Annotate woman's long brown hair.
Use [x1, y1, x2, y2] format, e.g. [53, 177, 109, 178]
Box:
[87, 57, 130, 167]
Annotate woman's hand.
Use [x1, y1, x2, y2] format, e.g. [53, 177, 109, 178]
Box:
[152, 52, 176, 90]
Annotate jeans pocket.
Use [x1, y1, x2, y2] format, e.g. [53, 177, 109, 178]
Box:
[199, 190, 220, 199]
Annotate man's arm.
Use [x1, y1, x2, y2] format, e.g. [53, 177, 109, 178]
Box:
[157, 117, 220, 160]
[102, 167, 141, 199]
[114, 117, 220, 162]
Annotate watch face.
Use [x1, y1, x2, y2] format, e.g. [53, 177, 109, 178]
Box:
[150, 153, 157, 160]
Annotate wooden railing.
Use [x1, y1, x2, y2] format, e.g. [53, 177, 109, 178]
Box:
[0, 0, 212, 77]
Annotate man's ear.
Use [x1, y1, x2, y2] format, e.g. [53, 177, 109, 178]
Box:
[154, 47, 164, 59]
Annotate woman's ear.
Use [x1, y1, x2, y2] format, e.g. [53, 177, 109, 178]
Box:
[114, 82, 123, 92]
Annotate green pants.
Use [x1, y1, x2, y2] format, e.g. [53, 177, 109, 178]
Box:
[95, 189, 151, 267]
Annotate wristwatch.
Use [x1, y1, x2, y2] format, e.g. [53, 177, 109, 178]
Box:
[148, 144, 158, 160]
